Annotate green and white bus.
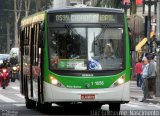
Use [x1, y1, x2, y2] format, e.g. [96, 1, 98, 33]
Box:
[20, 6, 130, 111]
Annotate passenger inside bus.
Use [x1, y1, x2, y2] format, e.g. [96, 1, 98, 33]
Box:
[103, 42, 116, 59]
[52, 54, 59, 69]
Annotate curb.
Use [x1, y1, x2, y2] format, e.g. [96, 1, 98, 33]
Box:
[131, 96, 160, 104]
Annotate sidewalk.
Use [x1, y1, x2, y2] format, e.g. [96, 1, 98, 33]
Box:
[130, 81, 160, 104]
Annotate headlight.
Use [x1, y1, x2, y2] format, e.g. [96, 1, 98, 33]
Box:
[13, 66, 17, 70]
[2, 69, 7, 73]
[110, 75, 125, 87]
[50, 76, 64, 87]
[51, 79, 59, 85]
[117, 78, 124, 85]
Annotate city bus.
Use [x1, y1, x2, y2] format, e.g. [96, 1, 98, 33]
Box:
[20, 6, 130, 111]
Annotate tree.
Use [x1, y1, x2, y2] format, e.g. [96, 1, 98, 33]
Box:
[14, 0, 22, 47]
[6, 22, 11, 53]
[0, 0, 14, 53]
[35, 0, 43, 11]
[131, 0, 136, 14]
[35, 0, 53, 11]
[93, 0, 122, 8]
[0, 0, 53, 52]
[25, 0, 31, 16]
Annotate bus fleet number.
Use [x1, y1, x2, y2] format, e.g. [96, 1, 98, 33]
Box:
[91, 81, 104, 86]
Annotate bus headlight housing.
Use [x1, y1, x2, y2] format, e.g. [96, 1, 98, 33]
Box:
[51, 79, 58, 85]
[117, 77, 124, 84]
[110, 75, 125, 87]
[50, 76, 64, 87]
[13, 66, 17, 71]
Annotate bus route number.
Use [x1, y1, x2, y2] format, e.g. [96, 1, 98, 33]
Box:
[91, 81, 104, 86]
[56, 15, 69, 22]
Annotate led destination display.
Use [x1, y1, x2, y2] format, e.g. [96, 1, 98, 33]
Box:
[49, 13, 122, 23]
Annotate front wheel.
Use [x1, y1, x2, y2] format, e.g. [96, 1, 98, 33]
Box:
[2, 79, 6, 89]
[2, 85, 6, 89]
[37, 102, 52, 113]
[11, 73, 16, 82]
[81, 103, 102, 109]
[109, 103, 120, 111]
[25, 98, 36, 109]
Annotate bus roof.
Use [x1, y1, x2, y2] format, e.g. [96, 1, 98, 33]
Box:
[47, 7, 124, 14]
[21, 11, 45, 27]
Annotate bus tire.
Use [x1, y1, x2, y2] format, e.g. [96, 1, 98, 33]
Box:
[81, 103, 102, 109]
[25, 98, 36, 109]
[37, 102, 52, 113]
[13, 74, 16, 82]
[2, 86, 6, 89]
[109, 103, 120, 111]
[11, 78, 13, 82]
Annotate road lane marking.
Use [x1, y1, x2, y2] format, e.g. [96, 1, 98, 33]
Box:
[130, 89, 142, 92]
[15, 94, 24, 98]
[124, 104, 142, 108]
[0, 95, 16, 103]
[147, 104, 160, 109]
[13, 103, 25, 107]
[11, 87, 20, 90]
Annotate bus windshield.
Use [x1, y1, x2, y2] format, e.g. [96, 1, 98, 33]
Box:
[48, 26, 125, 71]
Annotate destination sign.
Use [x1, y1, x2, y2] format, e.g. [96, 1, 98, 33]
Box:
[49, 13, 120, 23]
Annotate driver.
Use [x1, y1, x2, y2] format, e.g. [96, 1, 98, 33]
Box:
[104, 43, 115, 59]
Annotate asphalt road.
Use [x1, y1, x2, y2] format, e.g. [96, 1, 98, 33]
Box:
[0, 80, 160, 116]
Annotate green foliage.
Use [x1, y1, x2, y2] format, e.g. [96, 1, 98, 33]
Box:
[94, 0, 122, 8]
[0, 0, 14, 53]
[0, 0, 53, 53]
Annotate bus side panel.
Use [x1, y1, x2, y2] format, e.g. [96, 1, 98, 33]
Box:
[122, 13, 130, 102]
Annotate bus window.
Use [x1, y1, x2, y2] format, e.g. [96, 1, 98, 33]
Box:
[88, 28, 124, 70]
[48, 28, 87, 70]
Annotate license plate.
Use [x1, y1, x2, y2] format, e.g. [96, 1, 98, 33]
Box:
[81, 94, 95, 100]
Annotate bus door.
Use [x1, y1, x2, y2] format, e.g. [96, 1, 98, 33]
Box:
[31, 24, 41, 100]
[21, 26, 32, 98]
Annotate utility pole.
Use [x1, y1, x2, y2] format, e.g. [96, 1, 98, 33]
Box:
[156, 1, 160, 97]
[157, 2, 160, 39]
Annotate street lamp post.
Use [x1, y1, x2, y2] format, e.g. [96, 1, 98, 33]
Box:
[156, 46, 160, 96]
[155, 1, 160, 97]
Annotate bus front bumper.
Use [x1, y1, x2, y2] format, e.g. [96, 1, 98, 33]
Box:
[43, 81, 130, 103]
